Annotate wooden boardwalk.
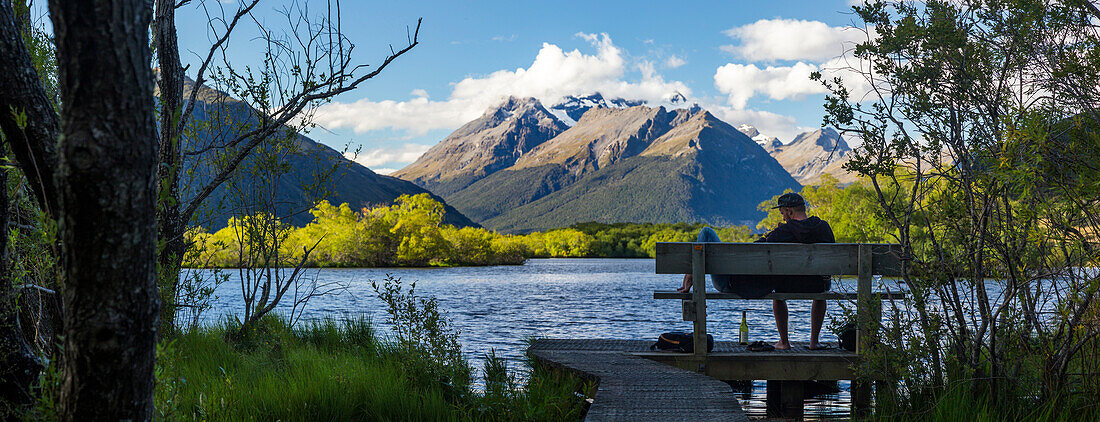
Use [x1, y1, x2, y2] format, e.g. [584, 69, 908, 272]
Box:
[528, 339, 749, 422]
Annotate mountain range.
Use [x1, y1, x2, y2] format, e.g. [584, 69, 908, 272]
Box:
[176, 78, 854, 233]
[735, 125, 855, 185]
[397, 96, 803, 233]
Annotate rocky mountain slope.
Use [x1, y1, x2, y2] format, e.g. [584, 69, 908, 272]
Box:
[392, 96, 567, 196]
[480, 109, 799, 232]
[397, 97, 800, 232]
[179, 79, 476, 229]
[736, 125, 856, 185]
[768, 128, 854, 185]
[736, 124, 782, 151]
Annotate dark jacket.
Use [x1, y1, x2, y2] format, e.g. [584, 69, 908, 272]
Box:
[756, 216, 835, 244]
[755, 216, 835, 293]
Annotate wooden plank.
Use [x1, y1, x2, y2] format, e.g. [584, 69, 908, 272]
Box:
[691, 244, 708, 360]
[654, 242, 905, 276]
[527, 339, 749, 421]
[856, 244, 873, 355]
[639, 352, 859, 381]
[653, 290, 907, 301]
[530, 339, 869, 381]
[871, 243, 906, 276]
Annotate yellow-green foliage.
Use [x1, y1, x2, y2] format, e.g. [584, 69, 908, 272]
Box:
[189, 194, 530, 267]
[188, 193, 800, 268]
[757, 174, 891, 243]
[512, 229, 594, 258]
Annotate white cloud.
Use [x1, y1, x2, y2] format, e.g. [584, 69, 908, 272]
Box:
[713, 18, 878, 109]
[344, 143, 431, 168]
[492, 34, 518, 42]
[372, 168, 398, 175]
[817, 55, 875, 101]
[665, 55, 686, 69]
[449, 33, 690, 106]
[410, 88, 429, 98]
[714, 62, 828, 109]
[313, 96, 481, 135]
[314, 33, 691, 135]
[722, 19, 870, 62]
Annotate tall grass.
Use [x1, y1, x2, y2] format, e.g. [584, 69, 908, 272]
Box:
[871, 380, 1099, 422]
[154, 315, 590, 421]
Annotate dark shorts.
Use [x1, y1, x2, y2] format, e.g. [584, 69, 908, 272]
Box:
[712, 274, 831, 298]
[773, 275, 832, 293]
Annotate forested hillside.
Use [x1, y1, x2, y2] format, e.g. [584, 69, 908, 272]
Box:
[179, 79, 476, 229]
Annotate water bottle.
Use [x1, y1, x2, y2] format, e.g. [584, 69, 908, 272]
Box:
[739, 310, 749, 345]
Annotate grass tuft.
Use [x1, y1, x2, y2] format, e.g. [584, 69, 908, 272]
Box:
[153, 315, 590, 421]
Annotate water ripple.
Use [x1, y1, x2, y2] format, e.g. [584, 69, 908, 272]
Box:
[188, 258, 918, 419]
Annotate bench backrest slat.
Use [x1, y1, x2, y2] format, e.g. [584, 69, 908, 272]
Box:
[654, 242, 904, 276]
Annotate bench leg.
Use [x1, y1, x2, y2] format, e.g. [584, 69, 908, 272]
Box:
[766, 380, 805, 419]
[682, 299, 695, 321]
[851, 380, 871, 417]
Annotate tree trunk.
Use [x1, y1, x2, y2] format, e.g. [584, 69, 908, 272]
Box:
[154, 0, 186, 333]
[0, 1, 48, 411]
[49, 0, 160, 419]
[0, 167, 44, 412]
[0, 0, 59, 217]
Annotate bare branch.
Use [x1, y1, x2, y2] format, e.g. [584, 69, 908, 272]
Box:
[177, 0, 260, 136]
[180, 17, 422, 226]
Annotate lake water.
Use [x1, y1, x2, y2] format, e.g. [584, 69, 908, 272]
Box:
[192, 258, 902, 419]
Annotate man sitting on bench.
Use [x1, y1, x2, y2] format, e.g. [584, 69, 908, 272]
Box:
[676, 192, 836, 350]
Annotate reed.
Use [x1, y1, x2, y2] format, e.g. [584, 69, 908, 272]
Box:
[152, 315, 590, 421]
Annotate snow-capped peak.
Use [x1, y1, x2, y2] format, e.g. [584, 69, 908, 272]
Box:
[737, 124, 760, 138]
[549, 93, 646, 124]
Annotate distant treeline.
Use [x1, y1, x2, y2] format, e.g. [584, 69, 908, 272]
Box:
[187, 175, 890, 268]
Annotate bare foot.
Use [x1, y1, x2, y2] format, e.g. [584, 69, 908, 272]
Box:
[774, 341, 791, 350]
[677, 274, 692, 293]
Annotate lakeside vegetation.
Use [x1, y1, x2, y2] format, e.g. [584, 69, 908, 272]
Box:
[187, 176, 892, 268]
[22, 276, 591, 421]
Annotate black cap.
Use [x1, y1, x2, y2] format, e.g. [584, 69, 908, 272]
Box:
[770, 192, 805, 209]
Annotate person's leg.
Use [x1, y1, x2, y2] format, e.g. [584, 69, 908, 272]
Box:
[688, 227, 736, 293]
[773, 299, 790, 350]
[696, 227, 721, 243]
[809, 299, 827, 349]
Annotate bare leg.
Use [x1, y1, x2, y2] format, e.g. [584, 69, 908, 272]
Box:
[678, 274, 692, 293]
[772, 299, 790, 350]
[809, 299, 827, 349]
[679, 227, 721, 293]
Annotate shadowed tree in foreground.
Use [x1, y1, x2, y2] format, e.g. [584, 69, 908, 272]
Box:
[0, 0, 52, 411]
[1, 0, 160, 417]
[52, 0, 159, 418]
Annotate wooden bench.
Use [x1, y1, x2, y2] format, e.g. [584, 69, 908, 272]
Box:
[651, 242, 906, 417]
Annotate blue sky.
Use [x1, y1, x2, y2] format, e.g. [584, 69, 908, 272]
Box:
[175, 0, 872, 173]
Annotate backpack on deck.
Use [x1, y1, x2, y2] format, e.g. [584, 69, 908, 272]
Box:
[838, 322, 857, 352]
[651, 331, 714, 353]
